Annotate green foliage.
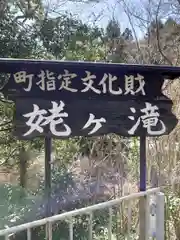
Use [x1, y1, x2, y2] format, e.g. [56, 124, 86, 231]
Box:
[106, 18, 121, 39]
[0, 183, 36, 229]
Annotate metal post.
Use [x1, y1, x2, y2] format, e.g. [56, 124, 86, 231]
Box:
[139, 135, 147, 240]
[45, 136, 52, 217]
[156, 192, 165, 240]
[140, 135, 146, 191]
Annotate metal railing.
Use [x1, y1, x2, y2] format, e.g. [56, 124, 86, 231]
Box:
[0, 188, 164, 240]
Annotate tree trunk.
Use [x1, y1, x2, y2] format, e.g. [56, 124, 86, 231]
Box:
[19, 147, 29, 196]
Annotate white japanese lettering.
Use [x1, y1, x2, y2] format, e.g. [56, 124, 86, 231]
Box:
[23, 101, 71, 137]
[99, 73, 122, 95]
[128, 102, 166, 135]
[82, 113, 106, 135]
[13, 71, 34, 91]
[36, 70, 56, 91]
[58, 69, 77, 92]
[81, 71, 101, 94]
[124, 74, 145, 95]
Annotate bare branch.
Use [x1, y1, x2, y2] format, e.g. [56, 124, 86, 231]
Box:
[0, 127, 12, 132]
[155, 0, 173, 65]
[0, 120, 12, 127]
[118, 0, 145, 63]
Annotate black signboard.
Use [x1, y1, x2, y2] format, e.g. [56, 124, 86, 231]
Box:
[14, 98, 177, 139]
[1, 59, 180, 101]
[0, 59, 178, 139]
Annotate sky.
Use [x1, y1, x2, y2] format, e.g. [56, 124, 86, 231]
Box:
[48, 0, 144, 38]
[62, 0, 126, 28]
